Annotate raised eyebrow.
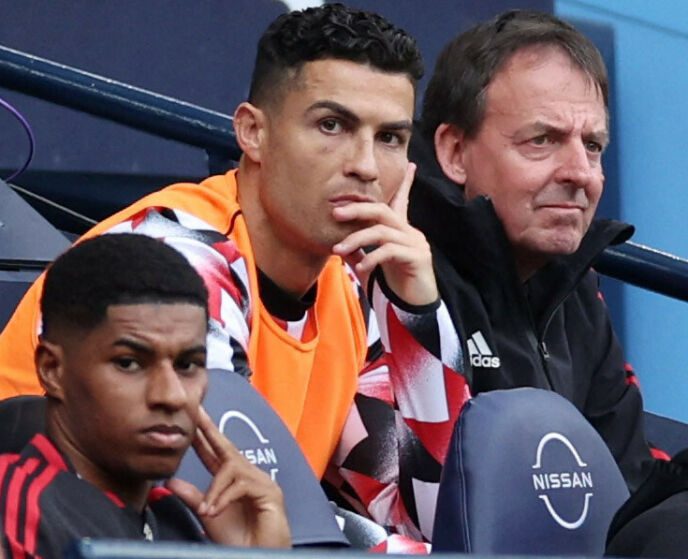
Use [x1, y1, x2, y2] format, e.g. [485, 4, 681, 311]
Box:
[306, 100, 359, 124]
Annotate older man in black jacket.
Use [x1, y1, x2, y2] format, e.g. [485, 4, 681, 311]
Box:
[409, 10, 653, 492]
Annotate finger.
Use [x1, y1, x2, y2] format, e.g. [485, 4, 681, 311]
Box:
[356, 244, 439, 306]
[204, 464, 238, 516]
[173, 479, 251, 546]
[192, 424, 222, 475]
[353, 244, 411, 275]
[209, 477, 280, 518]
[166, 478, 205, 513]
[208, 483, 279, 517]
[343, 248, 365, 268]
[333, 224, 411, 257]
[204, 459, 256, 515]
[196, 406, 242, 460]
[204, 451, 271, 515]
[205, 478, 249, 517]
[332, 202, 403, 228]
[388, 162, 416, 218]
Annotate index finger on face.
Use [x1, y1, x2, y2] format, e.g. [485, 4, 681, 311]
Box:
[388, 162, 416, 218]
[195, 406, 241, 460]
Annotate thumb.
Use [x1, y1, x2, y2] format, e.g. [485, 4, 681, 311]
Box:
[165, 478, 205, 513]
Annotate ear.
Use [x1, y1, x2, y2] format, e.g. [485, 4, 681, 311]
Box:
[35, 339, 66, 401]
[233, 102, 267, 164]
[434, 123, 469, 185]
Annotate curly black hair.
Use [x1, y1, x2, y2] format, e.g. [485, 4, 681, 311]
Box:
[41, 233, 209, 339]
[249, 3, 423, 107]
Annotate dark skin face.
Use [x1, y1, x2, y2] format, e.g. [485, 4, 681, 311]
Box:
[36, 302, 208, 512]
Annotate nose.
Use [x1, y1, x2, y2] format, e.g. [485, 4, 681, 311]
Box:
[146, 362, 187, 411]
[554, 140, 594, 189]
[344, 134, 379, 183]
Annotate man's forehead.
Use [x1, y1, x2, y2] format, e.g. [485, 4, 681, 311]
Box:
[99, 302, 208, 341]
[493, 46, 604, 98]
[484, 46, 607, 127]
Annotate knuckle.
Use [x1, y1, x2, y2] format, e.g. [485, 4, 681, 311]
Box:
[232, 478, 248, 493]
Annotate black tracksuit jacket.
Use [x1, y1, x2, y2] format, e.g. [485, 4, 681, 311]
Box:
[0, 434, 205, 558]
[408, 136, 653, 493]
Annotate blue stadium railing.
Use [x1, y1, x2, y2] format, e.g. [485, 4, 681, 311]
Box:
[0, 45, 239, 175]
[2, 44, 687, 302]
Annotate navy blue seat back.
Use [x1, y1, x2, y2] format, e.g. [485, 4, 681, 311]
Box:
[177, 370, 347, 547]
[0, 395, 46, 453]
[432, 388, 629, 555]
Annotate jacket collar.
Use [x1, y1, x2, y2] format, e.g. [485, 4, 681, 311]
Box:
[409, 163, 634, 330]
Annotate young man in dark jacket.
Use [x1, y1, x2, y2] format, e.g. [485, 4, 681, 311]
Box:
[408, 10, 653, 492]
[0, 234, 290, 557]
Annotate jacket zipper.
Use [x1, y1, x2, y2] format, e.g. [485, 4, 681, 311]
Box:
[540, 340, 550, 360]
[536, 302, 566, 390]
[524, 310, 552, 389]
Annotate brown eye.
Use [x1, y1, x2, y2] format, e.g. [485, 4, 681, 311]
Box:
[175, 355, 206, 377]
[531, 135, 552, 146]
[113, 356, 141, 372]
[378, 131, 403, 146]
[585, 141, 603, 154]
[319, 118, 343, 134]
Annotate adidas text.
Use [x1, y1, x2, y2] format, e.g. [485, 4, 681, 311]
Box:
[470, 355, 501, 368]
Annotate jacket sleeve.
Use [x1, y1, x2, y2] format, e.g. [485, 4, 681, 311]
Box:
[103, 207, 253, 376]
[327, 269, 469, 541]
[582, 272, 654, 493]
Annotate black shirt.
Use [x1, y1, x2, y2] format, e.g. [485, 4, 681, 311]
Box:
[0, 434, 204, 558]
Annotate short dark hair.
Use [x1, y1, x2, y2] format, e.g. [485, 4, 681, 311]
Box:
[421, 10, 608, 139]
[248, 3, 423, 107]
[41, 234, 209, 339]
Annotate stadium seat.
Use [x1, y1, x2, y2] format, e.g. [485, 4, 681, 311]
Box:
[0, 395, 45, 453]
[432, 388, 630, 556]
[177, 370, 348, 547]
[0, 179, 70, 329]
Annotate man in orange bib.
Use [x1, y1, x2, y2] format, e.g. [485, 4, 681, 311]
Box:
[0, 4, 467, 542]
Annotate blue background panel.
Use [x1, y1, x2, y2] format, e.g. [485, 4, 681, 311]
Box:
[556, 0, 688, 421]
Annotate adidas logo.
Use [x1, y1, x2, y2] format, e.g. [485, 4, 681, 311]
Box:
[467, 330, 501, 369]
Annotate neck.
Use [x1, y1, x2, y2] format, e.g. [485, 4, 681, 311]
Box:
[236, 163, 329, 297]
[47, 413, 152, 513]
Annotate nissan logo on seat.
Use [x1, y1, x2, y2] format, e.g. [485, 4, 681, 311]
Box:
[219, 410, 280, 481]
[531, 432, 594, 530]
